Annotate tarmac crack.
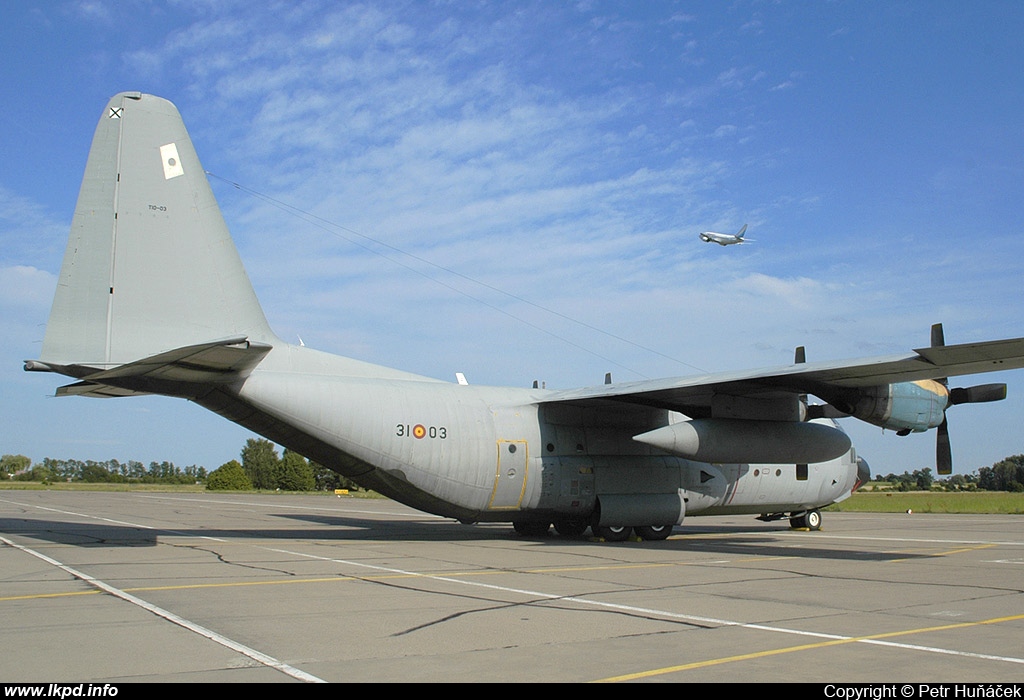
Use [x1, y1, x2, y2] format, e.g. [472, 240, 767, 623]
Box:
[164, 541, 302, 577]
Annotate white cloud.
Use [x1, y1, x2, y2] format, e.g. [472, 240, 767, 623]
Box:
[713, 124, 737, 138]
[0, 265, 56, 308]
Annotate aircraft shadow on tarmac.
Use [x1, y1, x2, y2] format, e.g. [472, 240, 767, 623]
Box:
[1, 518, 162, 547]
[0, 514, 924, 562]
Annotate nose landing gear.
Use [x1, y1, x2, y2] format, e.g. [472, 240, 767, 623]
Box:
[789, 509, 822, 530]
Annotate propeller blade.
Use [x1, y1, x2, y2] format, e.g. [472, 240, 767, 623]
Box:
[936, 417, 952, 475]
[932, 323, 952, 473]
[950, 383, 1007, 405]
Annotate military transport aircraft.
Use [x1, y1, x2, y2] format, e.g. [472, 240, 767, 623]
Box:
[700, 224, 749, 245]
[25, 93, 1024, 541]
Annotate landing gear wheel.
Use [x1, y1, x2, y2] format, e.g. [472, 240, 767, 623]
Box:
[593, 525, 632, 542]
[789, 509, 822, 531]
[635, 524, 673, 541]
[805, 509, 822, 530]
[553, 519, 588, 537]
[513, 521, 550, 537]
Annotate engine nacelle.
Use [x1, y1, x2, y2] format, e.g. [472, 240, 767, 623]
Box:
[633, 418, 851, 464]
[843, 380, 948, 433]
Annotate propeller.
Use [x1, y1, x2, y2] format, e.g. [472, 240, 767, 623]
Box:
[930, 324, 1007, 475]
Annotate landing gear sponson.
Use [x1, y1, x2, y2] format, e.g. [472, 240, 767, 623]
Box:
[515, 509, 825, 540]
[513, 520, 674, 541]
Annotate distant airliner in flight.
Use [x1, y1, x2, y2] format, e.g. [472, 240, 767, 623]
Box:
[700, 224, 749, 246]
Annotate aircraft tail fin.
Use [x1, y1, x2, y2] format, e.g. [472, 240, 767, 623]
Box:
[736, 224, 748, 239]
[36, 92, 275, 372]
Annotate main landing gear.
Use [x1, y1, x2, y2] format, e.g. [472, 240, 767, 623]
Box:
[513, 520, 674, 541]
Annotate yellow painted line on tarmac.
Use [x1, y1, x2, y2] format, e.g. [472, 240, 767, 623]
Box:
[593, 612, 1024, 682]
[933, 543, 998, 557]
[0, 554, 749, 602]
[0, 589, 104, 601]
[0, 571, 468, 601]
[527, 559, 732, 574]
[887, 542, 997, 562]
[0, 534, 986, 604]
[596, 637, 854, 682]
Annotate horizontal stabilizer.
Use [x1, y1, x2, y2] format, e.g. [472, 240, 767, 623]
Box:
[28, 337, 271, 398]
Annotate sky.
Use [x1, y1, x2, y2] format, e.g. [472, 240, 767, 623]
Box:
[2, 1, 1023, 478]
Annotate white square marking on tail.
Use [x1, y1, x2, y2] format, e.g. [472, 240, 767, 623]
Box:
[160, 143, 185, 180]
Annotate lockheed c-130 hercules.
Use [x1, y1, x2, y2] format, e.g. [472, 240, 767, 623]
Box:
[25, 93, 1024, 541]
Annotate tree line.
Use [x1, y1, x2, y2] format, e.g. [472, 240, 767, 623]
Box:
[1, 454, 207, 485]
[1, 438, 359, 493]
[874, 455, 1024, 492]
[205, 438, 360, 492]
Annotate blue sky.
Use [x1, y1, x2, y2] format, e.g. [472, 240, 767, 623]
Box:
[3, 1, 1023, 477]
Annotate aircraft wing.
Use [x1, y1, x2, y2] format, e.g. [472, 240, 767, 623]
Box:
[539, 336, 1024, 417]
